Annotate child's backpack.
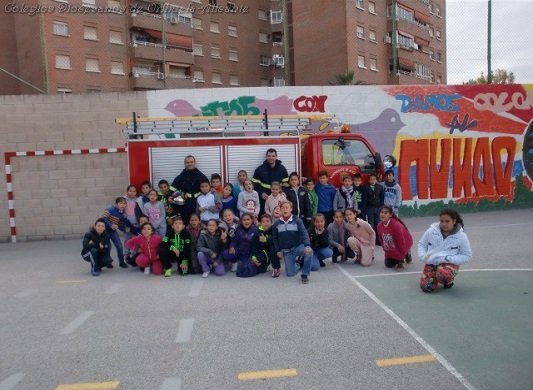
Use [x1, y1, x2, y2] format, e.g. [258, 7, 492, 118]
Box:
[236, 258, 257, 278]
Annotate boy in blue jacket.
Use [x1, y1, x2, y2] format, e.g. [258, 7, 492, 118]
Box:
[101, 197, 134, 268]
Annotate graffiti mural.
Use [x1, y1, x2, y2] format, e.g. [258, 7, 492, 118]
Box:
[147, 84, 533, 215]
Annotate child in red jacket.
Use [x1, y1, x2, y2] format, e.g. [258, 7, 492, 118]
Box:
[377, 205, 413, 272]
[125, 222, 163, 275]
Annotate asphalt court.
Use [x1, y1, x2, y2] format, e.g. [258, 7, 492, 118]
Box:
[0, 209, 532, 389]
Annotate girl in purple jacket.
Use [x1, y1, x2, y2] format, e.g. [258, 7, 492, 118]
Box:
[224, 213, 261, 277]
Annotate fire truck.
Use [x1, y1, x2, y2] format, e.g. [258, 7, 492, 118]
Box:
[117, 112, 383, 188]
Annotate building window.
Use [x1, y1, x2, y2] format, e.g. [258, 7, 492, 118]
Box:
[227, 2, 236, 11]
[192, 17, 202, 30]
[55, 54, 71, 70]
[210, 22, 220, 33]
[209, 0, 217, 5]
[211, 47, 221, 59]
[258, 9, 267, 20]
[193, 44, 203, 56]
[436, 6, 441, 17]
[212, 72, 222, 85]
[111, 61, 125, 75]
[436, 30, 441, 40]
[358, 55, 366, 68]
[230, 75, 239, 86]
[228, 25, 237, 37]
[85, 58, 100, 73]
[82, 0, 96, 8]
[229, 50, 238, 62]
[369, 30, 376, 42]
[273, 78, 285, 87]
[107, 0, 122, 13]
[370, 58, 378, 71]
[57, 88, 72, 94]
[429, 50, 435, 60]
[84, 26, 98, 41]
[260, 55, 270, 66]
[437, 52, 442, 63]
[270, 10, 283, 24]
[259, 32, 268, 43]
[429, 28, 434, 38]
[429, 3, 434, 14]
[109, 30, 123, 44]
[194, 70, 204, 82]
[356, 26, 364, 39]
[52, 21, 69, 36]
[368, 1, 376, 14]
[356, 0, 364, 10]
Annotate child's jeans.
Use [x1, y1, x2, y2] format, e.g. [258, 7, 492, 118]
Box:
[282, 244, 313, 277]
[107, 229, 125, 264]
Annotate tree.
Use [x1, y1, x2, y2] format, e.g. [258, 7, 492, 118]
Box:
[465, 68, 515, 84]
[329, 70, 367, 85]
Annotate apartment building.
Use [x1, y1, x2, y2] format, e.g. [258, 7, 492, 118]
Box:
[0, 0, 446, 95]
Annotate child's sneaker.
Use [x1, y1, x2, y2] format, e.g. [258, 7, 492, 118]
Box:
[144, 267, 150, 275]
[405, 252, 412, 264]
[271, 268, 281, 278]
[119, 262, 129, 269]
[164, 269, 172, 277]
[91, 268, 101, 276]
[396, 262, 405, 272]
[231, 262, 238, 272]
[202, 272, 209, 278]
[301, 275, 309, 284]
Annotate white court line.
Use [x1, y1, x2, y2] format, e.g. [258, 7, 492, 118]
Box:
[337, 265, 477, 390]
[0, 373, 25, 390]
[159, 378, 182, 390]
[60, 311, 94, 335]
[188, 279, 204, 297]
[105, 283, 124, 295]
[13, 288, 37, 298]
[354, 268, 533, 278]
[175, 318, 195, 343]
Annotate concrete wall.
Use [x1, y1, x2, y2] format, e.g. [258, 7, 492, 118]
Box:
[0, 92, 148, 242]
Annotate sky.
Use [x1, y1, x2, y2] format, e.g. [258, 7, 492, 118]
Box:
[446, 0, 533, 84]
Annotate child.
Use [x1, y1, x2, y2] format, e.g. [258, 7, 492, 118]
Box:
[128, 214, 149, 266]
[264, 181, 286, 218]
[352, 173, 367, 220]
[124, 185, 142, 264]
[272, 200, 313, 284]
[333, 174, 358, 212]
[232, 170, 248, 199]
[185, 213, 203, 274]
[157, 179, 176, 226]
[251, 214, 276, 276]
[237, 179, 260, 221]
[382, 169, 402, 216]
[159, 217, 192, 277]
[197, 179, 222, 225]
[307, 213, 333, 269]
[304, 178, 318, 217]
[365, 174, 384, 245]
[136, 180, 152, 210]
[377, 205, 413, 272]
[197, 219, 228, 277]
[144, 189, 167, 237]
[271, 204, 282, 220]
[211, 173, 224, 197]
[418, 209, 472, 292]
[101, 196, 134, 268]
[283, 172, 312, 227]
[327, 210, 355, 262]
[81, 218, 112, 276]
[345, 208, 375, 266]
[221, 183, 239, 216]
[315, 171, 337, 225]
[227, 213, 261, 277]
[125, 222, 163, 275]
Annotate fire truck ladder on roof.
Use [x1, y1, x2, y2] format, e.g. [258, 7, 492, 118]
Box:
[116, 111, 335, 138]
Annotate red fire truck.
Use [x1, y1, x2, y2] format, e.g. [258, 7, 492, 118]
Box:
[118, 113, 383, 188]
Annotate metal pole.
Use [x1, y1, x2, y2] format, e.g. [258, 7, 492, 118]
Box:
[487, 0, 492, 83]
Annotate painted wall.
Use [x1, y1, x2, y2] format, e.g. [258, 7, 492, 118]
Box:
[146, 84, 533, 216]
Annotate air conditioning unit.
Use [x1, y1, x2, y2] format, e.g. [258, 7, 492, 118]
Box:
[384, 36, 392, 44]
[133, 73, 139, 78]
[132, 42, 138, 47]
[170, 17, 178, 24]
[272, 55, 284, 68]
[157, 72, 165, 80]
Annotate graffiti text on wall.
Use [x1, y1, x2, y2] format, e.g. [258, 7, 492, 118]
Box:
[396, 93, 462, 113]
[474, 91, 533, 113]
[199, 96, 260, 116]
[293, 95, 327, 112]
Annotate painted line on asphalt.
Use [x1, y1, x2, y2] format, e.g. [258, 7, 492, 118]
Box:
[0, 373, 25, 390]
[55, 381, 119, 390]
[60, 311, 94, 335]
[238, 368, 298, 380]
[175, 318, 195, 343]
[104, 283, 124, 295]
[337, 265, 477, 390]
[13, 288, 38, 298]
[159, 378, 182, 390]
[354, 268, 533, 278]
[376, 354, 436, 367]
[189, 279, 204, 297]
[55, 280, 87, 284]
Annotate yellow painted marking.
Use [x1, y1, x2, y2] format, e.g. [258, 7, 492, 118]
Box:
[55, 381, 119, 390]
[376, 354, 436, 367]
[55, 280, 87, 284]
[238, 368, 298, 380]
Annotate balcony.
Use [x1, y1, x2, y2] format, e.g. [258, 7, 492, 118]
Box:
[130, 11, 193, 37]
[132, 41, 194, 65]
[131, 72, 195, 90]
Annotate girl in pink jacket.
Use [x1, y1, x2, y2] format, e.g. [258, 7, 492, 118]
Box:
[345, 208, 376, 266]
[377, 205, 413, 272]
[125, 222, 163, 275]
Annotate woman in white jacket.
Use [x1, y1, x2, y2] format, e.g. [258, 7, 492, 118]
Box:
[417, 209, 472, 292]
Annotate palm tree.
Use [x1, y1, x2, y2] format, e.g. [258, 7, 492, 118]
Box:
[329, 70, 367, 85]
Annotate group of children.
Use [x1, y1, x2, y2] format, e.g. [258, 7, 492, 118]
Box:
[81, 168, 472, 291]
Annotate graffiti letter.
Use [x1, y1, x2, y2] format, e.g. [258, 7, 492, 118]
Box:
[447, 113, 478, 134]
[491, 136, 516, 196]
[452, 138, 473, 198]
[395, 94, 412, 113]
[429, 138, 452, 198]
[293, 95, 327, 112]
[200, 100, 230, 116]
[399, 139, 429, 200]
[472, 137, 495, 197]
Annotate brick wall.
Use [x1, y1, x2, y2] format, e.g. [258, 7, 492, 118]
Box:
[0, 92, 148, 242]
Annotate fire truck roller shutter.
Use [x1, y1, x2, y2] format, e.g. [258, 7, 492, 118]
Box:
[150, 146, 223, 186]
[226, 144, 299, 184]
